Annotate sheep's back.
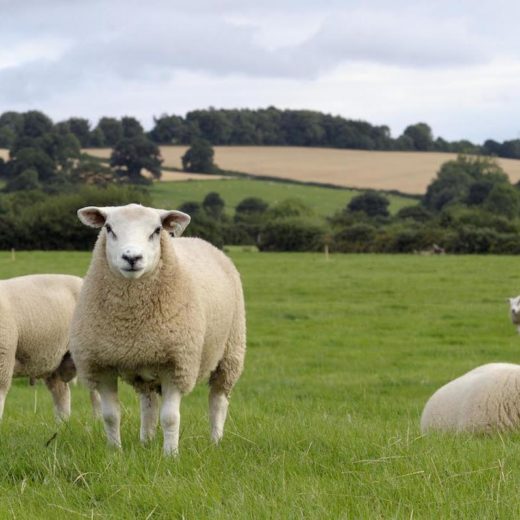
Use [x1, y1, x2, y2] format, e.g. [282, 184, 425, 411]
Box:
[1, 274, 82, 377]
[421, 363, 520, 433]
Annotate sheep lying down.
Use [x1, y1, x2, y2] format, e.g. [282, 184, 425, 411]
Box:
[421, 363, 520, 434]
[0, 274, 100, 421]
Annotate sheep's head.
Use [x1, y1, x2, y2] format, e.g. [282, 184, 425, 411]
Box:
[78, 204, 190, 279]
[509, 296, 520, 322]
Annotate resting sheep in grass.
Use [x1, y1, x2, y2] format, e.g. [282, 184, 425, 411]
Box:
[0, 274, 100, 421]
[508, 296, 520, 334]
[421, 363, 520, 434]
[70, 204, 246, 455]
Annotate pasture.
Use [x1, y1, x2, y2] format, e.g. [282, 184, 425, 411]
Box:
[1, 250, 520, 518]
[150, 178, 414, 217]
[86, 146, 520, 194]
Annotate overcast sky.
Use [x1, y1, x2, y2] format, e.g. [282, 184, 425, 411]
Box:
[1, 0, 520, 142]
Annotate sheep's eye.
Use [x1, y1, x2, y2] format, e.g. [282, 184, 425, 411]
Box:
[150, 227, 161, 239]
[105, 224, 116, 238]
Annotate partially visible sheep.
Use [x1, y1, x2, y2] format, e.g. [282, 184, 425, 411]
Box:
[421, 363, 520, 433]
[508, 296, 520, 334]
[70, 203, 246, 455]
[0, 274, 100, 421]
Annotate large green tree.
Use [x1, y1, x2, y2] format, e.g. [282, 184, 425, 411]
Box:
[403, 123, 433, 151]
[181, 139, 217, 173]
[110, 136, 162, 183]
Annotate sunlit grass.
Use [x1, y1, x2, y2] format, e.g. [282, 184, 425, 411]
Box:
[1, 251, 520, 517]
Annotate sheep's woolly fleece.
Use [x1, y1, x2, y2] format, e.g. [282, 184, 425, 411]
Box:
[421, 363, 520, 433]
[0, 274, 82, 385]
[70, 223, 246, 397]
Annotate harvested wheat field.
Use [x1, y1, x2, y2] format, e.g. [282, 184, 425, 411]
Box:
[156, 146, 520, 194]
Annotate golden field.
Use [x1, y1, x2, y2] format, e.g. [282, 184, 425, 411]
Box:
[8, 146, 520, 194]
[87, 146, 520, 194]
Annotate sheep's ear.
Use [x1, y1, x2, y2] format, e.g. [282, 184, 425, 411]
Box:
[159, 210, 191, 237]
[77, 207, 108, 228]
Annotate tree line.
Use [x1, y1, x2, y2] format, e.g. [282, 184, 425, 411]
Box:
[0, 107, 519, 159]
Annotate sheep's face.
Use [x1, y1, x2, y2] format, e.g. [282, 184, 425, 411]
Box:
[77, 204, 190, 279]
[509, 296, 520, 323]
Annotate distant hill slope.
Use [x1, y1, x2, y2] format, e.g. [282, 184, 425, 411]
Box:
[86, 146, 520, 195]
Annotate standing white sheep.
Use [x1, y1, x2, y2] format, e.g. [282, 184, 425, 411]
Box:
[70, 204, 246, 455]
[421, 363, 520, 433]
[508, 296, 520, 334]
[0, 274, 100, 421]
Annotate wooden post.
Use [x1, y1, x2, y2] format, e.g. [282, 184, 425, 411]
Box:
[324, 244, 329, 260]
[10, 248, 15, 261]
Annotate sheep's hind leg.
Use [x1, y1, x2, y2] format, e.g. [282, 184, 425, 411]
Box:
[209, 388, 229, 444]
[140, 391, 159, 443]
[0, 331, 17, 421]
[160, 377, 182, 456]
[208, 344, 245, 443]
[0, 384, 9, 420]
[97, 375, 121, 449]
[45, 375, 71, 422]
[90, 390, 102, 419]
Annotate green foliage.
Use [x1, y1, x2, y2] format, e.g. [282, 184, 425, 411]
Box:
[62, 117, 91, 147]
[110, 136, 162, 183]
[347, 191, 390, 217]
[258, 218, 325, 252]
[95, 117, 123, 146]
[423, 155, 509, 211]
[235, 197, 269, 215]
[150, 179, 411, 219]
[0, 185, 150, 250]
[181, 139, 217, 173]
[202, 192, 225, 219]
[483, 183, 520, 218]
[267, 198, 314, 219]
[333, 223, 377, 252]
[403, 122, 433, 151]
[396, 205, 432, 222]
[121, 116, 144, 139]
[149, 114, 188, 144]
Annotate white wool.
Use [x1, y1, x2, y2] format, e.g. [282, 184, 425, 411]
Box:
[0, 274, 99, 421]
[70, 204, 246, 454]
[421, 363, 520, 433]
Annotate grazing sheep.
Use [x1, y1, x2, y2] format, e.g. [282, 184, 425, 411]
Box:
[421, 363, 520, 434]
[70, 204, 246, 455]
[0, 274, 100, 421]
[508, 296, 520, 334]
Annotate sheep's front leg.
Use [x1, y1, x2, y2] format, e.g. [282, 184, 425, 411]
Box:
[140, 391, 159, 443]
[97, 376, 121, 449]
[45, 375, 71, 422]
[209, 389, 229, 444]
[160, 378, 182, 456]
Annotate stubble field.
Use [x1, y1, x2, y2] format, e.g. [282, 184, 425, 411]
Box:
[1, 250, 520, 518]
[86, 146, 520, 194]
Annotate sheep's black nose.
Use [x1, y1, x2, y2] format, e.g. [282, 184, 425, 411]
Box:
[122, 253, 143, 266]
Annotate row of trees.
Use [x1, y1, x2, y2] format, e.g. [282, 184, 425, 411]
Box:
[1, 154, 520, 254]
[0, 110, 222, 190]
[2, 108, 519, 158]
[179, 155, 520, 254]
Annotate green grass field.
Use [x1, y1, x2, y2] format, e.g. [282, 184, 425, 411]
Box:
[150, 179, 415, 217]
[2, 251, 520, 518]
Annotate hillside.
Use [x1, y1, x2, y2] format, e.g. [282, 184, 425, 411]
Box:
[86, 146, 520, 194]
[150, 179, 412, 217]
